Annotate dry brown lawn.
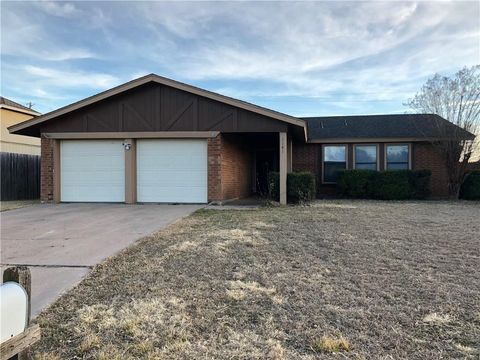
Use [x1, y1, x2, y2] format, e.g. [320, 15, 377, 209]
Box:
[33, 200, 480, 359]
[0, 200, 39, 212]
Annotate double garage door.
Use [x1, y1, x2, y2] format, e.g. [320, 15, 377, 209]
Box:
[60, 139, 207, 203]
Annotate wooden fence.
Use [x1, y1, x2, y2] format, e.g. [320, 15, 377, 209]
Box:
[0, 152, 40, 201]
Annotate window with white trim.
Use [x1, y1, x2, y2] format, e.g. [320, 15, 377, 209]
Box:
[386, 144, 410, 170]
[355, 145, 377, 170]
[323, 145, 346, 183]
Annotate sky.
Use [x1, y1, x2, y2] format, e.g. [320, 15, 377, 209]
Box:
[1, 1, 479, 117]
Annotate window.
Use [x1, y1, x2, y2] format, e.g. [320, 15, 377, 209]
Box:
[323, 145, 346, 183]
[354, 145, 377, 170]
[386, 144, 410, 170]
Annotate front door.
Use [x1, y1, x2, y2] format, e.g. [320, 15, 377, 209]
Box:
[255, 149, 278, 196]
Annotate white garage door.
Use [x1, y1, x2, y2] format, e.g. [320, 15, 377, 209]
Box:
[61, 140, 125, 202]
[137, 139, 207, 203]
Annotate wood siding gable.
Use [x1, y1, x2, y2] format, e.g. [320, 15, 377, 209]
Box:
[40, 83, 288, 134]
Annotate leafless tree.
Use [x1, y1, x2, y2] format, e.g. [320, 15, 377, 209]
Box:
[406, 65, 480, 198]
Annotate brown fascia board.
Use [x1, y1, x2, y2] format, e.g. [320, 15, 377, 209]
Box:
[8, 74, 307, 138]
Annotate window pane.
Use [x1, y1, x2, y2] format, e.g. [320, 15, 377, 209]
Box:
[324, 146, 346, 162]
[355, 145, 377, 163]
[387, 145, 408, 163]
[324, 162, 346, 183]
[356, 163, 377, 170]
[386, 163, 409, 170]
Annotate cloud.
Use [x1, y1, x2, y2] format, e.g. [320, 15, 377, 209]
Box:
[132, 1, 478, 107]
[23, 66, 120, 89]
[1, 1, 478, 116]
[33, 1, 80, 18]
[1, 4, 95, 61]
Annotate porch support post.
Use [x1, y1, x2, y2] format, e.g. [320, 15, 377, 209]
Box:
[124, 138, 137, 204]
[279, 132, 287, 205]
[287, 136, 293, 172]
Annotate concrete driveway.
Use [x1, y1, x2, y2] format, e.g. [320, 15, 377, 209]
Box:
[1, 203, 202, 316]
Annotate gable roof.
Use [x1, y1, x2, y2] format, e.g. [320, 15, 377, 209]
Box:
[303, 114, 475, 142]
[8, 74, 306, 136]
[7, 76, 474, 144]
[0, 96, 40, 116]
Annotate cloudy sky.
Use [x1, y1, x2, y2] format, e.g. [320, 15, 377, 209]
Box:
[1, 1, 479, 116]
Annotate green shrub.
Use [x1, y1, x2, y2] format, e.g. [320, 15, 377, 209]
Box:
[337, 170, 376, 198]
[288, 172, 316, 202]
[368, 170, 411, 200]
[268, 172, 316, 203]
[408, 169, 432, 199]
[460, 171, 480, 200]
[337, 169, 432, 200]
[268, 172, 280, 200]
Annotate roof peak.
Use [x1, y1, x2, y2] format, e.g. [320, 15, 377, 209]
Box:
[0, 96, 40, 114]
[8, 73, 306, 137]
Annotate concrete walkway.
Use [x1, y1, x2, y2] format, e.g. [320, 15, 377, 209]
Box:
[0, 203, 202, 316]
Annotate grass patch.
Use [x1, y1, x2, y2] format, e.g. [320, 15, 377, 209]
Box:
[313, 335, 351, 353]
[0, 200, 39, 212]
[32, 200, 480, 359]
[78, 334, 99, 353]
[423, 312, 454, 324]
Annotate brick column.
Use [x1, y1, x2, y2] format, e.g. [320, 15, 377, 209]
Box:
[207, 134, 222, 202]
[40, 136, 54, 202]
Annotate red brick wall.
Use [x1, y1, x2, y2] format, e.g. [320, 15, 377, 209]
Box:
[207, 135, 223, 201]
[292, 143, 323, 194]
[221, 134, 252, 200]
[292, 143, 319, 174]
[40, 136, 450, 202]
[292, 142, 450, 198]
[413, 143, 449, 197]
[40, 136, 54, 202]
[207, 133, 252, 202]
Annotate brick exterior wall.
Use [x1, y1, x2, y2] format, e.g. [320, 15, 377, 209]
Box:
[207, 133, 252, 202]
[413, 142, 449, 197]
[40, 136, 54, 202]
[292, 143, 319, 175]
[221, 134, 252, 200]
[207, 135, 223, 201]
[292, 141, 450, 198]
[40, 136, 449, 202]
[292, 143, 337, 196]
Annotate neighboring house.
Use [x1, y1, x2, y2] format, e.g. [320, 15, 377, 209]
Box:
[1, 97, 41, 155]
[8, 74, 474, 204]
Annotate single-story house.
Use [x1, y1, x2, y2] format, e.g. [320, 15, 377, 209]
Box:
[8, 74, 473, 204]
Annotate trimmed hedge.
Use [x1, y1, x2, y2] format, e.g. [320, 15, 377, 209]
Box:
[408, 170, 432, 200]
[338, 169, 432, 200]
[368, 170, 411, 200]
[268, 172, 316, 203]
[460, 171, 480, 200]
[337, 170, 376, 198]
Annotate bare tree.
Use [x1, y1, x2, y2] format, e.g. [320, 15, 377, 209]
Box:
[406, 65, 480, 198]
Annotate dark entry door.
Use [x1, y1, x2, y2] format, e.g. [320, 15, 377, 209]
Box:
[255, 149, 278, 196]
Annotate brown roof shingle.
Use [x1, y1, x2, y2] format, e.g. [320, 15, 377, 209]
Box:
[303, 114, 475, 141]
